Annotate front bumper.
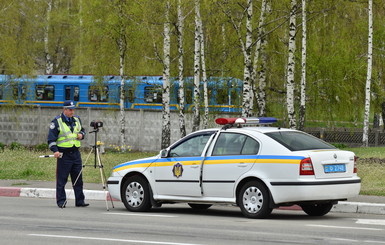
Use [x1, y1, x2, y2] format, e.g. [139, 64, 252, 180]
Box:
[107, 176, 122, 201]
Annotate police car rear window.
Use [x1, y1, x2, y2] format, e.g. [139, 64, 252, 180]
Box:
[265, 131, 335, 151]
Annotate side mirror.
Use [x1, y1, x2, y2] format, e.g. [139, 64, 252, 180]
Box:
[160, 149, 168, 158]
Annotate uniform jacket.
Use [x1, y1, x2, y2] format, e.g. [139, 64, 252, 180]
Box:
[48, 113, 86, 153]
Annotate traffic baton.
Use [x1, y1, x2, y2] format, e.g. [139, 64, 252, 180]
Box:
[39, 153, 63, 158]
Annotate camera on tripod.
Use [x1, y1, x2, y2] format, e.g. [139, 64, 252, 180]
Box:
[90, 120, 103, 129]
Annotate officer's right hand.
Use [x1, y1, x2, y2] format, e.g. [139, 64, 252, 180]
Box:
[54, 151, 62, 158]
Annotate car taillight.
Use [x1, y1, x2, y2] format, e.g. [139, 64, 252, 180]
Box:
[300, 157, 314, 175]
[353, 156, 357, 173]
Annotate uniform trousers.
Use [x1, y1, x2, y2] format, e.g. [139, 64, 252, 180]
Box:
[56, 149, 85, 206]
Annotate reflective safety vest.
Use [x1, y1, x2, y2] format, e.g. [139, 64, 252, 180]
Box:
[57, 117, 81, 148]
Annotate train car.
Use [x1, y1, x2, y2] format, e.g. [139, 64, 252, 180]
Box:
[0, 74, 242, 112]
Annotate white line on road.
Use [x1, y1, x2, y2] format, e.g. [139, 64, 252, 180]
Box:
[104, 212, 177, 218]
[28, 234, 204, 245]
[363, 241, 385, 244]
[307, 224, 383, 231]
[356, 219, 385, 226]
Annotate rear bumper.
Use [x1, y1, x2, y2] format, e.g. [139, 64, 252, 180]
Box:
[269, 178, 361, 204]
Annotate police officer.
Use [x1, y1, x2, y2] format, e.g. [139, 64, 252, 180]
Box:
[47, 100, 89, 208]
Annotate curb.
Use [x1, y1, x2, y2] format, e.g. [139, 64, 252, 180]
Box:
[0, 187, 110, 201]
[1, 186, 385, 215]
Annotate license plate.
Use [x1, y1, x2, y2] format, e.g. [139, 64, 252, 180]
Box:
[324, 164, 346, 173]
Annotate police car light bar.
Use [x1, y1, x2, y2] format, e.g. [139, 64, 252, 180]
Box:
[215, 117, 277, 125]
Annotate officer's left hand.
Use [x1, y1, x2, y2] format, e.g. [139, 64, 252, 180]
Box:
[77, 134, 83, 140]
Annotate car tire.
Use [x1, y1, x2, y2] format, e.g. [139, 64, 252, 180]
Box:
[238, 181, 272, 219]
[121, 176, 152, 212]
[188, 203, 212, 210]
[301, 203, 333, 216]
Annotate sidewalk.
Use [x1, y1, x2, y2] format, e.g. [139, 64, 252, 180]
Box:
[0, 179, 384, 215]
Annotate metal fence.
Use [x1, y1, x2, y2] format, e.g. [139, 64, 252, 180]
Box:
[305, 128, 385, 147]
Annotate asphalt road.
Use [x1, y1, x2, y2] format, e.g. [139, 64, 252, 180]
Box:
[1, 197, 385, 245]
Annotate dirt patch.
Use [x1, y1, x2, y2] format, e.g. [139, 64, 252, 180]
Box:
[359, 157, 385, 164]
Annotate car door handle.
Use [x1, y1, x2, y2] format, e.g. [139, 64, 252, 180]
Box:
[191, 165, 199, 168]
[238, 163, 247, 167]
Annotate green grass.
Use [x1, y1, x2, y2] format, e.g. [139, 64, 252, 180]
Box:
[0, 147, 384, 196]
[346, 147, 385, 196]
[0, 148, 157, 183]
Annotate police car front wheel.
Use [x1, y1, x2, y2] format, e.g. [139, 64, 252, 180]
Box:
[121, 176, 152, 212]
[238, 181, 272, 219]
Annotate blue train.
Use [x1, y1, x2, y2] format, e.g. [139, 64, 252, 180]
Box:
[0, 74, 242, 112]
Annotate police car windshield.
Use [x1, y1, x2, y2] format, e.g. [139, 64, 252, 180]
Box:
[265, 131, 336, 151]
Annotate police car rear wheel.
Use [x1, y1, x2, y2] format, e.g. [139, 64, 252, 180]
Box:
[300, 203, 333, 216]
[122, 176, 151, 212]
[238, 181, 272, 219]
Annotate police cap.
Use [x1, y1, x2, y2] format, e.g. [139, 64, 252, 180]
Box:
[63, 100, 76, 109]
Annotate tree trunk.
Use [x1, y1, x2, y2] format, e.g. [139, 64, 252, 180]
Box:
[161, 0, 171, 149]
[192, 0, 201, 132]
[362, 0, 373, 147]
[199, 16, 209, 129]
[44, 0, 53, 74]
[253, 0, 269, 117]
[177, 0, 186, 138]
[118, 2, 127, 152]
[286, 0, 297, 129]
[241, 0, 253, 118]
[298, 0, 307, 131]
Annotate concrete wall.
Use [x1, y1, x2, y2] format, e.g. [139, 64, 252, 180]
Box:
[0, 106, 227, 151]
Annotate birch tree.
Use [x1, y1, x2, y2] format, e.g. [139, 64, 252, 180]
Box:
[286, 0, 297, 129]
[161, 0, 171, 148]
[252, 0, 270, 117]
[117, 0, 127, 151]
[192, 0, 201, 132]
[362, 0, 373, 147]
[242, 0, 253, 117]
[219, 0, 253, 117]
[298, 0, 307, 131]
[44, 0, 53, 74]
[177, 0, 186, 138]
[199, 13, 209, 129]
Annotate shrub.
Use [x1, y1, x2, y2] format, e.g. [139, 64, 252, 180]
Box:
[0, 142, 5, 152]
[35, 143, 48, 151]
[9, 142, 23, 150]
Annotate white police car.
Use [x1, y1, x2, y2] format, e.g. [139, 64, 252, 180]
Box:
[107, 117, 360, 218]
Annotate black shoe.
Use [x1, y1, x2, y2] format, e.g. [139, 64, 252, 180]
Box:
[58, 204, 66, 209]
[76, 203, 89, 207]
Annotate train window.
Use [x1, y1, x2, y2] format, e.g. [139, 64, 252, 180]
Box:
[185, 87, 193, 104]
[126, 87, 135, 103]
[65, 86, 79, 101]
[0, 85, 3, 99]
[12, 85, 27, 100]
[144, 86, 162, 103]
[13, 86, 18, 99]
[216, 88, 228, 105]
[36, 85, 55, 100]
[230, 89, 240, 106]
[88, 86, 108, 102]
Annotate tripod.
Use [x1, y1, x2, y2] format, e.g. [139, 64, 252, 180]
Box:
[72, 127, 114, 211]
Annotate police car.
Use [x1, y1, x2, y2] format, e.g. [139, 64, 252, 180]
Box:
[107, 117, 360, 218]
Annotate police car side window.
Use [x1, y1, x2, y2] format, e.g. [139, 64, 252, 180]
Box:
[241, 137, 260, 155]
[170, 134, 212, 157]
[213, 133, 259, 156]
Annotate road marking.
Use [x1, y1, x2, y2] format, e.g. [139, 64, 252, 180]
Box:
[363, 241, 385, 244]
[28, 234, 204, 245]
[307, 224, 383, 231]
[356, 219, 385, 226]
[104, 212, 177, 218]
